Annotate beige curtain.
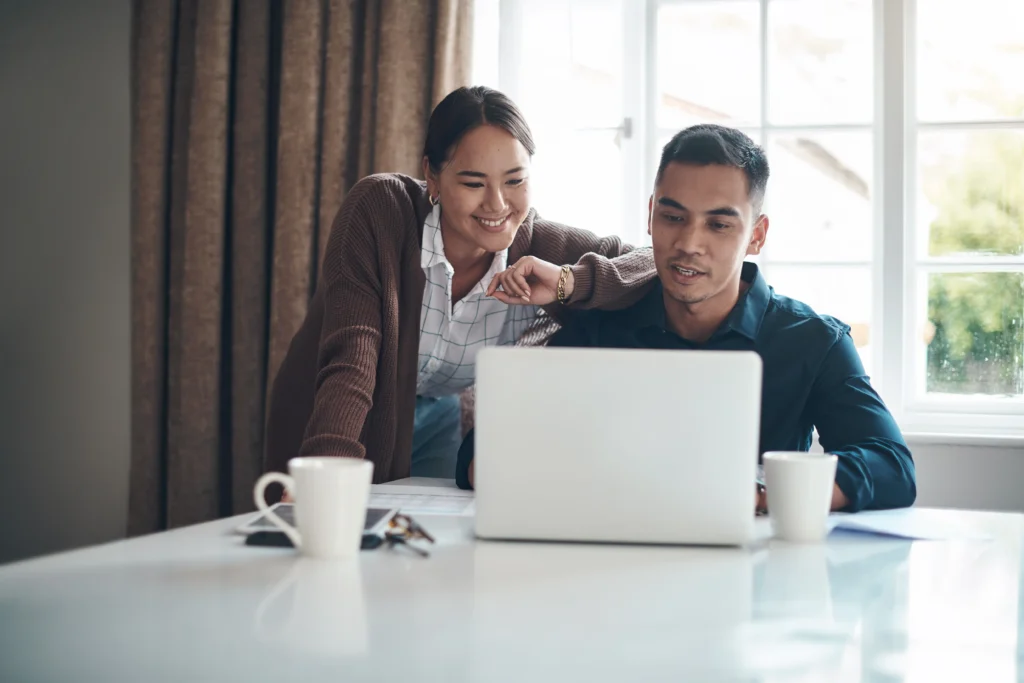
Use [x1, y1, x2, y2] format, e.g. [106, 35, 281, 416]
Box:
[129, 0, 472, 535]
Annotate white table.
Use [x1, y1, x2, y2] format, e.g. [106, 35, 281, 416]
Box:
[1, 480, 1022, 682]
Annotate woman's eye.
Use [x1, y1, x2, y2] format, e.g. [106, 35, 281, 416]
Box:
[507, 178, 526, 186]
[462, 182, 484, 189]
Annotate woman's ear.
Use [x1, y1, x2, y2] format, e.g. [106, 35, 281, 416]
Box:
[422, 157, 436, 195]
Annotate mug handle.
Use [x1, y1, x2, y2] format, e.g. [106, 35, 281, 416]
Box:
[253, 472, 302, 549]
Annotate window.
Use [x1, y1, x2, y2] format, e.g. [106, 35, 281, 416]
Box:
[473, 0, 647, 245]
[907, 0, 1024, 427]
[475, 0, 1024, 435]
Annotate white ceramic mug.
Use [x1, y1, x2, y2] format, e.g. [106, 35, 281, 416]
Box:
[253, 457, 373, 559]
[763, 451, 838, 543]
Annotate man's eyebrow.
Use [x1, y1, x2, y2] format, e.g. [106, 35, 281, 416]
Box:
[455, 167, 525, 178]
[657, 197, 687, 211]
[657, 198, 742, 218]
[707, 206, 741, 218]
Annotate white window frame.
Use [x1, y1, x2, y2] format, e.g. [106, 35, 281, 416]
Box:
[488, 0, 1024, 437]
[898, 0, 1024, 436]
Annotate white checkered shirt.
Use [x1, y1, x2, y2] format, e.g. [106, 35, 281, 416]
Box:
[417, 204, 541, 397]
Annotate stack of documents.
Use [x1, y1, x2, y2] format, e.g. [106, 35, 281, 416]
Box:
[370, 483, 475, 517]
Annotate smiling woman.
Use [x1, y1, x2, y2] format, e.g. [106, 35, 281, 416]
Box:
[423, 124, 533, 304]
[262, 86, 657, 489]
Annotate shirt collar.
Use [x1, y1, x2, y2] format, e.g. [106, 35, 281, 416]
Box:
[726, 261, 771, 340]
[629, 261, 771, 341]
[420, 204, 509, 284]
[421, 204, 448, 270]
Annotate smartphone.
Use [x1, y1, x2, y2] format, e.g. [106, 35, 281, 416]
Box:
[235, 503, 397, 536]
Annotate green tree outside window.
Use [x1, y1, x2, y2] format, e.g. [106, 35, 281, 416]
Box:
[925, 131, 1024, 395]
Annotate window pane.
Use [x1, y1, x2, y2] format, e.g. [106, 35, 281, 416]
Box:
[918, 130, 1024, 258]
[657, 1, 760, 129]
[760, 265, 873, 375]
[471, 0, 501, 88]
[767, 0, 872, 126]
[923, 272, 1024, 396]
[531, 129, 624, 238]
[510, 0, 623, 129]
[917, 0, 1024, 122]
[501, 0, 627, 238]
[764, 132, 873, 263]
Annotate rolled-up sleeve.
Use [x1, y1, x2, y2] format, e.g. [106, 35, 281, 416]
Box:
[808, 332, 917, 512]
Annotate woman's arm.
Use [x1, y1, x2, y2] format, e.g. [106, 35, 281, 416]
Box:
[295, 180, 390, 460]
[489, 217, 656, 311]
[544, 227, 655, 310]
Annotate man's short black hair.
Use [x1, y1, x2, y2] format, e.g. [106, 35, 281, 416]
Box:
[656, 124, 770, 212]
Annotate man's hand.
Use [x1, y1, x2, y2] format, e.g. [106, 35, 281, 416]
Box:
[486, 256, 574, 306]
[468, 460, 475, 488]
[756, 482, 850, 514]
[830, 483, 848, 511]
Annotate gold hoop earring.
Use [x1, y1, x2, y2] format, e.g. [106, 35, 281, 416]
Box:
[429, 193, 439, 207]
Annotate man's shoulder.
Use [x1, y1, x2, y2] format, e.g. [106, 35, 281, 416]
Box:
[764, 289, 851, 347]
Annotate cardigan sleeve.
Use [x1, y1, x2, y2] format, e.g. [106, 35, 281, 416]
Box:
[297, 178, 393, 460]
[528, 217, 657, 311]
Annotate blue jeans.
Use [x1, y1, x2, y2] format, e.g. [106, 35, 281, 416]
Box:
[411, 395, 462, 478]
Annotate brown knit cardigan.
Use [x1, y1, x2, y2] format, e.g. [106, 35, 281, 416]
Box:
[264, 173, 655, 482]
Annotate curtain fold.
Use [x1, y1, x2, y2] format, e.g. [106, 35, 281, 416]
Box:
[129, 0, 473, 535]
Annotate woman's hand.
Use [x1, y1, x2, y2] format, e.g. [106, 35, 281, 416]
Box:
[486, 256, 574, 306]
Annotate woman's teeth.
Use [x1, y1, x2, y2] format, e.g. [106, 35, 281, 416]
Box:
[477, 216, 507, 228]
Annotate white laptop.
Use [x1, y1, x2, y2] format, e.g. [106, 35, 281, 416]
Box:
[473, 346, 763, 546]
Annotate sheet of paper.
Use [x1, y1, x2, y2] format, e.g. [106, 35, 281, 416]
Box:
[830, 508, 991, 541]
[369, 484, 476, 516]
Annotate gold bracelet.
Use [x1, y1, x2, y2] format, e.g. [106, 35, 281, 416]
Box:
[556, 266, 570, 304]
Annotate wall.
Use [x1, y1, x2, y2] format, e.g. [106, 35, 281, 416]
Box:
[0, 0, 131, 564]
[911, 440, 1024, 513]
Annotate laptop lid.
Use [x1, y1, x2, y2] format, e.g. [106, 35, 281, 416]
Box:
[473, 346, 762, 546]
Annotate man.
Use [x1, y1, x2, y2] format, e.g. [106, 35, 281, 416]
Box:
[457, 124, 916, 513]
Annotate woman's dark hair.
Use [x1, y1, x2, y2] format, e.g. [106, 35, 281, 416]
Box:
[423, 86, 536, 174]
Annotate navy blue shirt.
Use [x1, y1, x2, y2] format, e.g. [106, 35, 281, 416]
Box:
[458, 262, 916, 512]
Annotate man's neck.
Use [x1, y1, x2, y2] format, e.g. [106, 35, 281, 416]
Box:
[663, 279, 749, 344]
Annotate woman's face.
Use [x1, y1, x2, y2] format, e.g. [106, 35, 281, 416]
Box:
[424, 124, 532, 255]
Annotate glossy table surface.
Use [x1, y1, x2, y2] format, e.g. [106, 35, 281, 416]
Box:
[1, 482, 1021, 682]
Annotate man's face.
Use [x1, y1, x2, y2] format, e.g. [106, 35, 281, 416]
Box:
[648, 162, 768, 307]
